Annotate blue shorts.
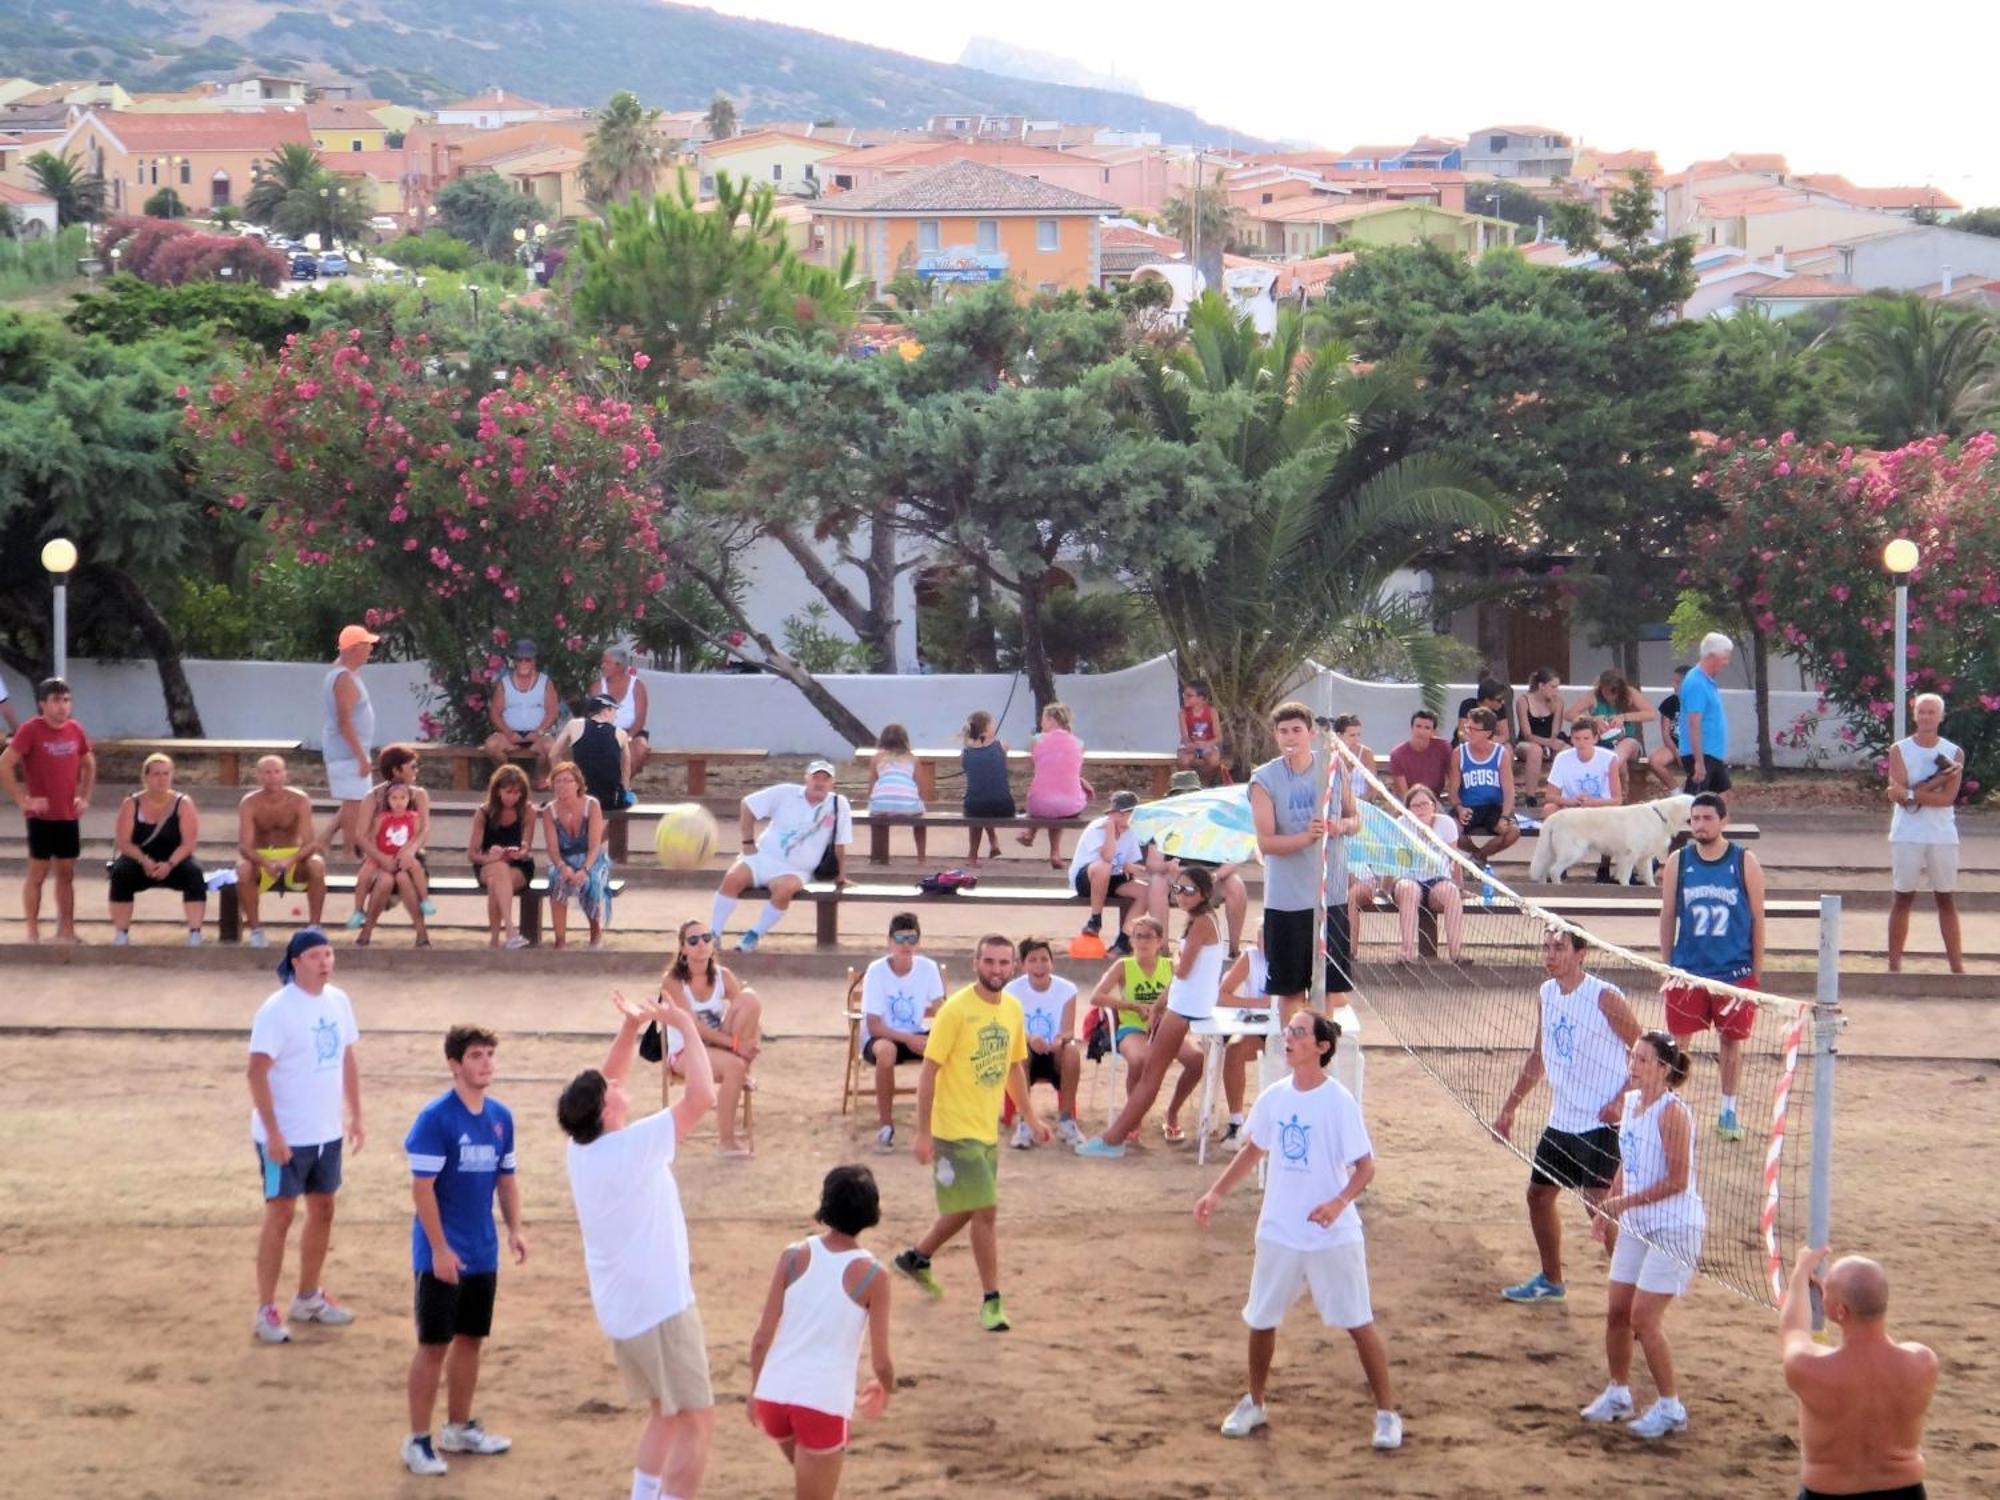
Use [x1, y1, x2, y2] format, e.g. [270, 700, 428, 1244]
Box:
[257, 1139, 343, 1200]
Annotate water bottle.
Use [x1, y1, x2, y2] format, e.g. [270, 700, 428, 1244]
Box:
[1479, 864, 1497, 909]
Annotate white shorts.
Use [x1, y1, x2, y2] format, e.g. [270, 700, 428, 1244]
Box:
[742, 848, 818, 889]
[323, 754, 371, 803]
[1609, 1221, 1703, 1296]
[1242, 1237, 1373, 1330]
[1890, 842, 1958, 894]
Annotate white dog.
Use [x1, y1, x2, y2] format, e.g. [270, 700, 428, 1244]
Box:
[1527, 794, 1695, 886]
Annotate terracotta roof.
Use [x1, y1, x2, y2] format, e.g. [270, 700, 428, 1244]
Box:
[1743, 275, 1862, 300]
[700, 128, 842, 157]
[0, 180, 55, 206]
[75, 108, 315, 152]
[454, 121, 591, 167]
[306, 99, 395, 130]
[1101, 244, 1177, 273]
[439, 89, 550, 113]
[1695, 186, 1817, 217]
[1587, 149, 1659, 173]
[1685, 153, 1788, 179]
[1252, 197, 1467, 224]
[1794, 174, 1961, 212]
[816, 139, 1083, 172]
[810, 159, 1114, 214]
[490, 145, 585, 177]
[1101, 223, 1184, 253]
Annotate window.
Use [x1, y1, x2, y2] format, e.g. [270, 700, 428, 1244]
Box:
[1102, 168, 1111, 183]
[351, 139, 363, 152]
[1037, 281, 1058, 294]
[976, 219, 999, 253]
[1036, 219, 1058, 252]
[804, 163, 816, 180]
[834, 173, 853, 190]
[918, 219, 940, 252]
[1489, 134, 1508, 153]
[211, 170, 231, 208]
[179, 159, 190, 184]
[1261, 192, 1273, 204]
[772, 163, 783, 181]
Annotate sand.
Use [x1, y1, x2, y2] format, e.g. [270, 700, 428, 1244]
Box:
[0, 966, 1994, 1499]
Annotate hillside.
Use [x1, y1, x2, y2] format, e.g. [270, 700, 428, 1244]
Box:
[3, 0, 1264, 143]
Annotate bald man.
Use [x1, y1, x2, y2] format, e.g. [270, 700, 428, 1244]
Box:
[237, 756, 328, 947]
[1779, 1246, 1937, 1499]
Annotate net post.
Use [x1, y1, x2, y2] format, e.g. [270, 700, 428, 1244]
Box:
[1807, 895, 1841, 1330]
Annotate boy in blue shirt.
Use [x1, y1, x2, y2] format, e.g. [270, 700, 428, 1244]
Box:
[402, 1025, 527, 1475]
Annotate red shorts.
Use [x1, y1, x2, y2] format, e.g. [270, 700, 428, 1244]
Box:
[754, 1398, 849, 1453]
[1665, 978, 1757, 1042]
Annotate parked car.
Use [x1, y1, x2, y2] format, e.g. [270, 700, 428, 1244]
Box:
[288, 254, 318, 281]
[317, 252, 350, 277]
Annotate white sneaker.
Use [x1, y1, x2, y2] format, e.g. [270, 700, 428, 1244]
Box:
[438, 1419, 512, 1455]
[1219, 1394, 1268, 1438]
[401, 1434, 448, 1475]
[874, 1124, 895, 1154]
[247, 929, 269, 950]
[1580, 1384, 1634, 1424]
[112, 930, 131, 946]
[253, 1304, 290, 1344]
[1372, 1410, 1404, 1450]
[503, 933, 530, 950]
[1626, 1399, 1687, 1440]
[1011, 1119, 1033, 1150]
[186, 930, 204, 947]
[1056, 1117, 1085, 1147]
[289, 1290, 356, 1326]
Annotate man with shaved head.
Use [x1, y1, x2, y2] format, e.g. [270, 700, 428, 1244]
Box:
[1779, 1245, 1938, 1498]
[237, 755, 327, 947]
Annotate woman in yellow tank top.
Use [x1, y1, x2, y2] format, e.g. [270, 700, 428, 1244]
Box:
[1079, 915, 1204, 1142]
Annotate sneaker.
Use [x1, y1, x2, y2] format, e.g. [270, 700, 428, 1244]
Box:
[1220, 1120, 1244, 1150]
[187, 930, 204, 947]
[1500, 1272, 1566, 1303]
[1716, 1107, 1745, 1142]
[1011, 1120, 1033, 1150]
[735, 930, 761, 954]
[1580, 1384, 1635, 1424]
[401, 1434, 448, 1476]
[289, 1290, 356, 1325]
[247, 928, 269, 950]
[1219, 1394, 1268, 1438]
[980, 1295, 1011, 1333]
[1074, 1135, 1126, 1160]
[113, 930, 131, 946]
[588, 936, 609, 951]
[503, 933, 530, 950]
[253, 1304, 290, 1344]
[874, 1124, 895, 1154]
[1626, 1398, 1687, 1440]
[344, 910, 366, 930]
[893, 1249, 942, 1300]
[1081, 914, 1103, 936]
[438, 1419, 511, 1455]
[1056, 1117, 1085, 1147]
[1109, 932, 1134, 957]
[1372, 1410, 1404, 1450]
[420, 899, 439, 917]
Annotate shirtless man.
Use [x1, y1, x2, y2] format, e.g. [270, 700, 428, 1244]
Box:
[236, 756, 328, 948]
[1780, 1245, 1938, 1500]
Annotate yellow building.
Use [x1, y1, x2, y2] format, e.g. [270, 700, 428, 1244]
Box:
[697, 129, 846, 198]
[1244, 198, 1515, 258]
[308, 99, 394, 154]
[51, 108, 316, 215]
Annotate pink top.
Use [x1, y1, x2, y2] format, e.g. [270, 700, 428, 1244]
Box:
[1025, 728, 1087, 818]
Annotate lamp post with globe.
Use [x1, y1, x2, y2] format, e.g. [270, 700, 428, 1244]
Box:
[41, 538, 79, 680]
[1884, 537, 1919, 742]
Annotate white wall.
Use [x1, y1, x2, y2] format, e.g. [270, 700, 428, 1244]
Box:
[2, 653, 1865, 767]
[732, 531, 920, 669]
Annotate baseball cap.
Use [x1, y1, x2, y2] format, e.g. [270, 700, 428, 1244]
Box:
[1109, 789, 1141, 812]
[584, 693, 617, 713]
[337, 623, 379, 650]
[805, 758, 838, 778]
[1167, 770, 1203, 794]
[511, 638, 539, 659]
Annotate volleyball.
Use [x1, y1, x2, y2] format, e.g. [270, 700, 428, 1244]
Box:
[652, 803, 719, 869]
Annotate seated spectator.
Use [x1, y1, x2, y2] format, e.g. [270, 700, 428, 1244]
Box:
[1657, 665, 1689, 758]
[1390, 786, 1465, 962]
[866, 722, 928, 862]
[1386, 709, 1451, 804]
[1455, 676, 1513, 748]
[1545, 717, 1624, 811]
[661, 919, 764, 1158]
[1071, 789, 1148, 956]
[358, 778, 430, 947]
[1570, 669, 1672, 795]
[595, 645, 651, 779]
[861, 912, 945, 1153]
[1003, 937, 1084, 1147]
[1447, 707, 1520, 862]
[1143, 769, 1249, 953]
[1177, 680, 1227, 784]
[1080, 915, 1202, 1141]
[467, 763, 536, 949]
[344, 743, 433, 930]
[1218, 932, 1273, 1151]
[235, 754, 327, 947]
[483, 639, 559, 787]
[1018, 702, 1091, 867]
[712, 761, 852, 953]
[959, 710, 1013, 865]
[555, 693, 631, 810]
[1334, 714, 1379, 788]
[107, 752, 206, 946]
[542, 761, 612, 950]
[1512, 668, 1569, 807]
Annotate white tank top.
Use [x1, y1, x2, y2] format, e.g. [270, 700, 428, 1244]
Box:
[1539, 972, 1630, 1133]
[1167, 934, 1226, 1021]
[1237, 947, 1269, 1000]
[1617, 1089, 1705, 1236]
[751, 1238, 874, 1418]
[596, 673, 639, 732]
[499, 670, 548, 733]
[320, 664, 374, 760]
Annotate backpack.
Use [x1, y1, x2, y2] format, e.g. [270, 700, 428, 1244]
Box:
[916, 868, 979, 897]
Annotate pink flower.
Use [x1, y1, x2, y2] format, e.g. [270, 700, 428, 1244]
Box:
[1830, 583, 1848, 602]
[403, 537, 420, 551]
[632, 352, 651, 370]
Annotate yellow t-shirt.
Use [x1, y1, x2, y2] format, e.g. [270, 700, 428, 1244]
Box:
[923, 985, 1027, 1145]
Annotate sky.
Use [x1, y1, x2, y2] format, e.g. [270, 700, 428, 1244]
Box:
[692, 0, 2000, 210]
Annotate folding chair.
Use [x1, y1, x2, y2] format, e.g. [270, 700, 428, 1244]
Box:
[841, 964, 941, 1117]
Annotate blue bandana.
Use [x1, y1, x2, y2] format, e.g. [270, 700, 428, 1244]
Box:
[277, 927, 331, 985]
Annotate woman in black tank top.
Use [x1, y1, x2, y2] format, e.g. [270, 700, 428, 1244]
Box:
[469, 764, 536, 947]
[107, 752, 208, 942]
[1515, 669, 1568, 806]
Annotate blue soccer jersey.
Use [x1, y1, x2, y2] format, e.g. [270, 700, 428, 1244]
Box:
[1670, 842, 1754, 982]
[405, 1090, 515, 1274]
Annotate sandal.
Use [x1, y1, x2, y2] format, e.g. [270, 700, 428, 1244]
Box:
[1161, 1121, 1187, 1145]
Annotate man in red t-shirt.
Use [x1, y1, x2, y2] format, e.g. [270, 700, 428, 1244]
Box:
[1178, 680, 1226, 785]
[1385, 710, 1452, 805]
[0, 677, 97, 943]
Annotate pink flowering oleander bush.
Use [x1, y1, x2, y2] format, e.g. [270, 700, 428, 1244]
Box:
[1687, 430, 1999, 799]
[185, 326, 671, 741]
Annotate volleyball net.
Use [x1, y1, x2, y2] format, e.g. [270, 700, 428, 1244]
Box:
[1325, 734, 1825, 1309]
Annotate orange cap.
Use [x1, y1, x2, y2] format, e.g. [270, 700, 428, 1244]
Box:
[337, 624, 381, 650]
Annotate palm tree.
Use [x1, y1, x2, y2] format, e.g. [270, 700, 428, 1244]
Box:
[243, 142, 322, 227]
[582, 90, 667, 211]
[705, 92, 737, 141]
[245, 143, 370, 250]
[1136, 294, 1510, 768]
[1837, 294, 1999, 445]
[25, 151, 108, 227]
[1160, 167, 1241, 255]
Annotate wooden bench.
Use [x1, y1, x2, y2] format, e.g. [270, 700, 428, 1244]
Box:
[97, 737, 303, 786]
[428, 744, 769, 794]
[852, 746, 1181, 803]
[215, 870, 624, 944]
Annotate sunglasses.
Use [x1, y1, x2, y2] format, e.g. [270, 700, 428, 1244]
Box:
[683, 932, 715, 945]
[890, 932, 921, 946]
[1171, 882, 1198, 896]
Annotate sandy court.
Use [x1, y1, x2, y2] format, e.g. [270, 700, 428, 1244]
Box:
[1, 966, 1995, 1499]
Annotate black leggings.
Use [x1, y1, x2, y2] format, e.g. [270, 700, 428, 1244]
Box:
[1799, 1486, 1926, 1500]
[107, 856, 207, 905]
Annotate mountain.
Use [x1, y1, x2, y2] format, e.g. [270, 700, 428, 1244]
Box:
[3, 1, 1266, 144]
[957, 37, 1140, 98]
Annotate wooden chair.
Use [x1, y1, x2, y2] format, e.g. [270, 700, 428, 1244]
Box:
[660, 1024, 754, 1151]
[841, 964, 944, 1116]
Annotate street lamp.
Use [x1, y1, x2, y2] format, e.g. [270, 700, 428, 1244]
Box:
[466, 283, 482, 325]
[1884, 537, 1919, 741]
[41, 538, 78, 680]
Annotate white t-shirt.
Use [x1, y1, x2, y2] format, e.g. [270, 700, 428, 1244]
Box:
[1889, 735, 1961, 845]
[1248, 1074, 1372, 1252]
[747, 784, 853, 873]
[1548, 746, 1616, 804]
[247, 982, 359, 1147]
[1004, 974, 1078, 1047]
[1067, 816, 1142, 885]
[565, 1109, 694, 1340]
[861, 954, 944, 1043]
[1540, 972, 1631, 1134]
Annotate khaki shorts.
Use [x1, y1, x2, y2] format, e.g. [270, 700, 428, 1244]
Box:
[1890, 842, 1958, 894]
[611, 1304, 713, 1413]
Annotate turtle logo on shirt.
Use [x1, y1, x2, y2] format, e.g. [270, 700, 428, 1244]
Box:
[1278, 1113, 1310, 1164]
[1549, 1013, 1576, 1064]
[312, 1015, 341, 1065]
[1024, 1008, 1056, 1044]
[887, 991, 919, 1030]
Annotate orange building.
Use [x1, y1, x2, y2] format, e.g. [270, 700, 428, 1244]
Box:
[810, 158, 1112, 296]
[51, 107, 315, 214]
